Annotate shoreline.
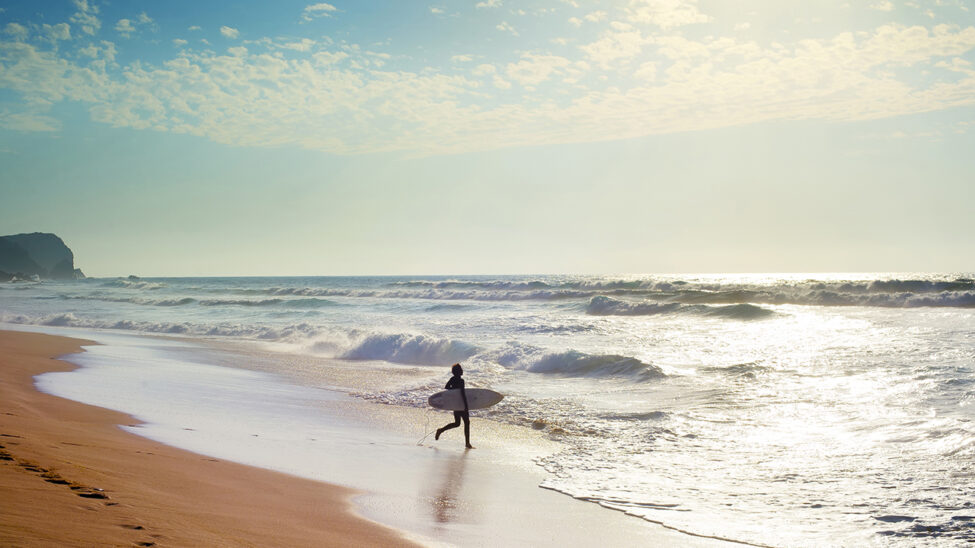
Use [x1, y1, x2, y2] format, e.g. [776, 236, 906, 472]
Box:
[0, 330, 417, 547]
[2, 326, 737, 547]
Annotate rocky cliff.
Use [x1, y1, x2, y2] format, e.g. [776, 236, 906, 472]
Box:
[0, 233, 85, 281]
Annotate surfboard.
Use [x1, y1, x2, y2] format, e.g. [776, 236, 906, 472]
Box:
[428, 388, 503, 411]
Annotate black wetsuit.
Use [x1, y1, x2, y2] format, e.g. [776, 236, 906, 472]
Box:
[445, 374, 468, 418]
[439, 374, 470, 439]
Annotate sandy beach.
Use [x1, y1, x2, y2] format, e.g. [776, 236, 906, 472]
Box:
[0, 330, 416, 547]
[0, 326, 741, 548]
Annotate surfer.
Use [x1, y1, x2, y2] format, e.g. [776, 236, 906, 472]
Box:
[435, 363, 473, 449]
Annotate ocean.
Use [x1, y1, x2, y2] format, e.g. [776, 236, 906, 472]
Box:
[2, 273, 974, 546]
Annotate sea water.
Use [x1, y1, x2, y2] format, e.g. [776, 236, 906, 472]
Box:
[2, 274, 973, 546]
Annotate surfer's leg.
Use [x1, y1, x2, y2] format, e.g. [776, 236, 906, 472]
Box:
[461, 411, 472, 448]
[436, 412, 463, 440]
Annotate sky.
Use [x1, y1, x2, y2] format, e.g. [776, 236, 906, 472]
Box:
[0, 0, 973, 276]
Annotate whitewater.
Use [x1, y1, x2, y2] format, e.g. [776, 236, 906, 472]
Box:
[2, 273, 974, 546]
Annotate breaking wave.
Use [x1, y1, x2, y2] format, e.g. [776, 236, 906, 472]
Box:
[586, 296, 775, 319]
[229, 276, 975, 308]
[45, 294, 340, 309]
[259, 286, 591, 301]
[489, 342, 664, 382]
[704, 303, 776, 319]
[199, 298, 284, 307]
[586, 296, 681, 316]
[339, 333, 479, 366]
[1, 312, 321, 341]
[99, 279, 168, 290]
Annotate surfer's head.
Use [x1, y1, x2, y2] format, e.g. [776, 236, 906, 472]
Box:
[451, 363, 463, 376]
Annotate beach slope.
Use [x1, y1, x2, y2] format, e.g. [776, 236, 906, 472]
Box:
[0, 330, 415, 547]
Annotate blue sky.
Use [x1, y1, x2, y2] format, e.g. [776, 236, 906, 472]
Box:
[1, 0, 973, 276]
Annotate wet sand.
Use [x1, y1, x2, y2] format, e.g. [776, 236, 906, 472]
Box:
[0, 330, 416, 547]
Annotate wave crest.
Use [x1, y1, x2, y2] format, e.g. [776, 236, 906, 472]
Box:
[586, 296, 775, 319]
[587, 296, 680, 316]
[340, 333, 478, 366]
[491, 343, 664, 382]
[100, 279, 168, 290]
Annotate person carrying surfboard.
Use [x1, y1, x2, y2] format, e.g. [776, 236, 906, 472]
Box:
[435, 363, 473, 449]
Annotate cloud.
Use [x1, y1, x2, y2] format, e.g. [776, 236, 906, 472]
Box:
[0, 110, 61, 132]
[476, 0, 502, 8]
[870, 1, 895, 11]
[506, 53, 571, 86]
[302, 3, 338, 22]
[76, 40, 117, 64]
[634, 61, 657, 81]
[585, 11, 608, 23]
[430, 6, 445, 15]
[115, 19, 136, 37]
[4, 23, 29, 41]
[492, 75, 512, 89]
[496, 21, 518, 35]
[220, 26, 240, 39]
[3, 6, 975, 158]
[580, 23, 650, 67]
[42, 23, 71, 42]
[70, 0, 101, 36]
[626, 0, 709, 29]
[472, 63, 496, 76]
[312, 51, 348, 65]
[280, 39, 316, 52]
[188, 25, 201, 31]
[114, 11, 153, 38]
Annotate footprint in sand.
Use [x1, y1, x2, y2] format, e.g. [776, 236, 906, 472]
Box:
[4, 443, 113, 501]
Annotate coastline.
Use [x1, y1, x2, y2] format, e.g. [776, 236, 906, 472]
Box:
[1, 326, 740, 547]
[0, 330, 417, 547]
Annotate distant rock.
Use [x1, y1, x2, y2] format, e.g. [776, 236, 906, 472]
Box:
[0, 233, 85, 281]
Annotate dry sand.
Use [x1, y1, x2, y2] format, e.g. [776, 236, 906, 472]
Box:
[0, 330, 417, 547]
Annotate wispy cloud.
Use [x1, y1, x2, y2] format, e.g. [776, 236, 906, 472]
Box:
[4, 23, 29, 41]
[70, 0, 101, 36]
[626, 0, 709, 29]
[115, 12, 152, 38]
[302, 3, 337, 22]
[496, 21, 518, 35]
[0, 110, 61, 132]
[506, 54, 571, 86]
[1, 3, 974, 157]
[585, 11, 608, 23]
[115, 19, 136, 37]
[220, 26, 240, 39]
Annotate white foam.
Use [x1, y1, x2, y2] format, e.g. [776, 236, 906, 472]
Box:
[26, 327, 711, 547]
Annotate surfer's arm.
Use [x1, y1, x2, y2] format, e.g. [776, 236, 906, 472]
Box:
[459, 378, 469, 411]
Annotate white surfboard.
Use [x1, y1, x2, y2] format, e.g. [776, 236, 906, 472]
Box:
[428, 388, 503, 411]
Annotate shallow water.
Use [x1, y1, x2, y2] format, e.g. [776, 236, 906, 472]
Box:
[3, 273, 974, 546]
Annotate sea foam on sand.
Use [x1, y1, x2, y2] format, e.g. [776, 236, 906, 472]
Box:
[25, 326, 728, 547]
